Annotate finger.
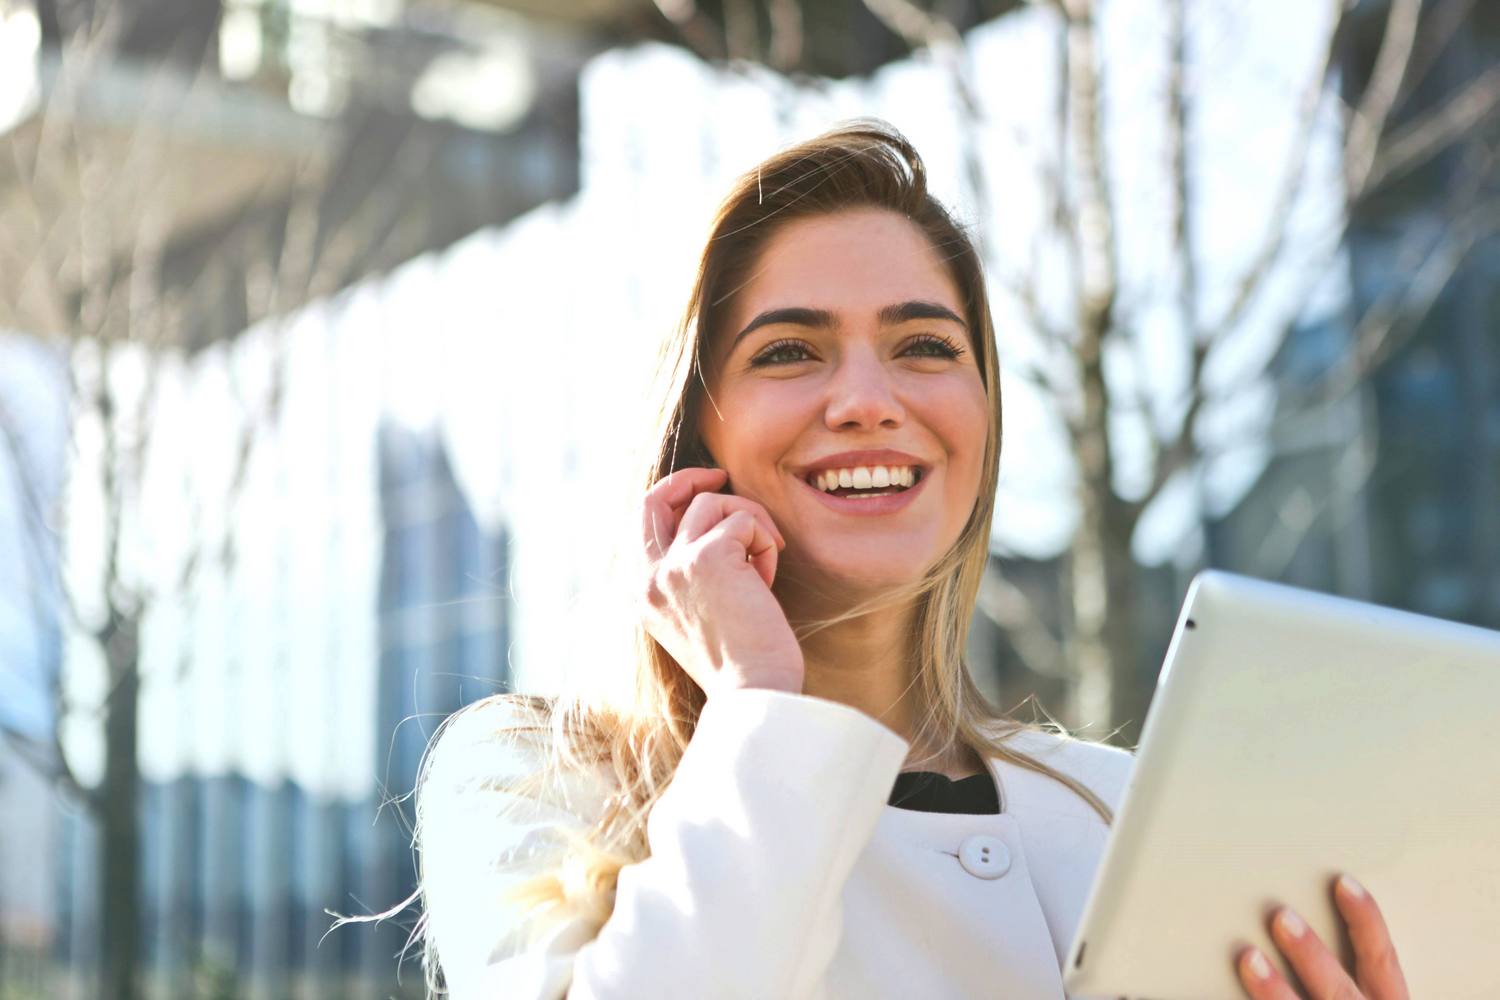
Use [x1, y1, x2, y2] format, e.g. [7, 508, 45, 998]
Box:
[744, 520, 779, 588]
[650, 466, 730, 514]
[1268, 906, 1361, 1000]
[646, 467, 784, 547]
[642, 492, 676, 561]
[1236, 946, 1300, 1000]
[697, 509, 780, 588]
[677, 492, 785, 550]
[642, 467, 728, 557]
[1335, 875, 1409, 1000]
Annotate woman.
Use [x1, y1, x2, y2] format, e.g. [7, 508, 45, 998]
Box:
[415, 122, 1407, 999]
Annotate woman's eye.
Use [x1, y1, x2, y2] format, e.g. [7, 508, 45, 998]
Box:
[903, 334, 965, 359]
[749, 339, 815, 366]
[748, 334, 965, 367]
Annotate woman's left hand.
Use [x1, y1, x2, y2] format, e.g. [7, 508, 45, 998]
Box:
[1236, 874, 1409, 1000]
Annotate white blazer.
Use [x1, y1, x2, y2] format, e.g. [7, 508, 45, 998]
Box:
[420, 688, 1134, 999]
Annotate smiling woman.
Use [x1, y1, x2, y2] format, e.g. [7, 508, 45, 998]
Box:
[410, 119, 1131, 1000]
[388, 121, 1139, 1000]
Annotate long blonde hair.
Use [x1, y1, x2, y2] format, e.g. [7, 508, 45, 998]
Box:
[410, 120, 1114, 993]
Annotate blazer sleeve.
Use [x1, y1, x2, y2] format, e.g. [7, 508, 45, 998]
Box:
[419, 688, 912, 1000]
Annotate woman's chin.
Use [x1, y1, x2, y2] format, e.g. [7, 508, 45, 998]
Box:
[775, 554, 931, 606]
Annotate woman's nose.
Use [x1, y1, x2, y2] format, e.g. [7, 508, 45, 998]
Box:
[823, 352, 904, 430]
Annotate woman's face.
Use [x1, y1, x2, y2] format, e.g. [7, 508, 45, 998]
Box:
[699, 207, 990, 599]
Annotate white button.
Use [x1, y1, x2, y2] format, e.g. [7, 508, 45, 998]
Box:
[958, 834, 1011, 879]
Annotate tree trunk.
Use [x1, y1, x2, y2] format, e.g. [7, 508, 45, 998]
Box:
[99, 611, 141, 1000]
[1102, 507, 1148, 741]
[1061, 0, 1139, 740]
[1068, 467, 1142, 738]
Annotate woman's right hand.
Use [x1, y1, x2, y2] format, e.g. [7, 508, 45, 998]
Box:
[639, 466, 804, 697]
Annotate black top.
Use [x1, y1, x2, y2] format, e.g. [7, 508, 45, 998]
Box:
[888, 769, 1001, 815]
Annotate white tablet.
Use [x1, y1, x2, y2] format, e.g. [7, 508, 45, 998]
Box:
[1063, 570, 1500, 1000]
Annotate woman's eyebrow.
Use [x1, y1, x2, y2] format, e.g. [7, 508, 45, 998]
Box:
[878, 300, 966, 329]
[730, 300, 966, 351]
[730, 306, 836, 350]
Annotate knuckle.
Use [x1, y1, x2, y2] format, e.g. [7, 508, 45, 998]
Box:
[685, 492, 719, 515]
[662, 555, 694, 584]
[1365, 941, 1402, 977]
[641, 483, 670, 510]
[640, 575, 668, 609]
[699, 533, 738, 559]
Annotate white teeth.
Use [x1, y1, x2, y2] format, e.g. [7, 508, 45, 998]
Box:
[810, 465, 921, 493]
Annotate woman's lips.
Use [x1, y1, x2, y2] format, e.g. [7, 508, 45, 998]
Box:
[796, 466, 930, 516]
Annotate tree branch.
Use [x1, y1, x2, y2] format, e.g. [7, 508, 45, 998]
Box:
[1166, 0, 1198, 343]
[1201, 194, 1500, 461]
[1058, 0, 1118, 332]
[1137, 347, 1208, 511]
[1399, 0, 1478, 98]
[1363, 60, 1500, 193]
[1248, 438, 1381, 582]
[1344, 0, 1424, 196]
[1331, 199, 1500, 393]
[1, 721, 98, 811]
[1133, 0, 1200, 499]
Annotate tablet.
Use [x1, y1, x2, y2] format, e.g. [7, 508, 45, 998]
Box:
[1062, 570, 1500, 1000]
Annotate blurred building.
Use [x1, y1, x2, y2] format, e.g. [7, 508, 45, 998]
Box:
[3, 0, 555, 995]
[40, 423, 509, 999]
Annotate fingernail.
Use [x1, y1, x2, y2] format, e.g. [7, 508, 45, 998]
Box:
[1277, 908, 1307, 939]
[1338, 874, 1366, 899]
[1246, 948, 1272, 980]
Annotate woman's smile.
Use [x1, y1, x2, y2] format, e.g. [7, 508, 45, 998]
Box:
[795, 465, 931, 516]
[791, 448, 933, 516]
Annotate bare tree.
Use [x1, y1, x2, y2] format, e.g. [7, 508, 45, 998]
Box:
[1022, 0, 1498, 738]
[0, 4, 444, 996]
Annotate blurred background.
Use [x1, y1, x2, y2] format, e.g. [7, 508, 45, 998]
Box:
[0, 0, 1495, 996]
